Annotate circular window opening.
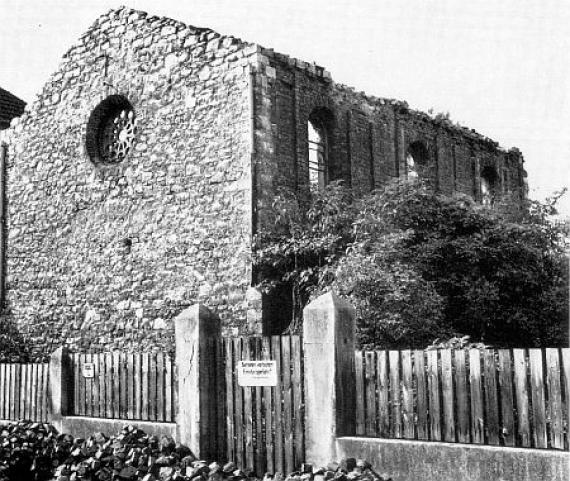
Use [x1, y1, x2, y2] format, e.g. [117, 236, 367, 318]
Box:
[86, 95, 137, 165]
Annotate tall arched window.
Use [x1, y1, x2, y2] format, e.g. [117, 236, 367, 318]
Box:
[308, 116, 328, 191]
[480, 166, 498, 206]
[406, 141, 428, 178]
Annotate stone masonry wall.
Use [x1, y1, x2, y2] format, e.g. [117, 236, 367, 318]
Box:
[252, 49, 526, 230]
[3, 8, 259, 360]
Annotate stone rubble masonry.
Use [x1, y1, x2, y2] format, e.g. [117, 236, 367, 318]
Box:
[3, 7, 258, 360]
[251, 48, 527, 229]
[2, 7, 527, 360]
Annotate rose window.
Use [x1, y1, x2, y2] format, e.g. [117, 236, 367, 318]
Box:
[100, 109, 136, 164]
[86, 95, 137, 165]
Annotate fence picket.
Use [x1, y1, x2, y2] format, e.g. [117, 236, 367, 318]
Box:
[562, 349, 570, 450]
[427, 350, 441, 441]
[234, 338, 245, 469]
[414, 350, 428, 440]
[497, 350, 514, 446]
[291, 336, 304, 469]
[512, 349, 530, 447]
[156, 352, 164, 422]
[85, 354, 92, 417]
[483, 350, 500, 445]
[469, 349, 484, 444]
[253, 339, 265, 475]
[25, 364, 32, 419]
[14, 364, 20, 420]
[111, 353, 119, 418]
[354, 351, 365, 435]
[105, 354, 113, 418]
[73, 355, 80, 416]
[127, 353, 135, 420]
[365, 351, 378, 436]
[215, 340, 226, 461]
[19, 363, 26, 419]
[119, 353, 127, 419]
[377, 351, 389, 437]
[441, 349, 455, 442]
[165, 354, 173, 423]
[282, 336, 295, 474]
[225, 340, 235, 463]
[401, 350, 414, 439]
[42, 364, 49, 422]
[454, 350, 469, 443]
[92, 354, 100, 417]
[272, 336, 284, 474]
[261, 338, 273, 474]
[546, 348, 563, 449]
[529, 349, 547, 448]
[31, 364, 38, 421]
[389, 351, 401, 438]
[243, 339, 254, 472]
[143, 353, 151, 421]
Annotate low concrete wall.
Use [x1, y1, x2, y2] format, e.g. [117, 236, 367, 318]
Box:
[336, 437, 569, 481]
[59, 416, 177, 440]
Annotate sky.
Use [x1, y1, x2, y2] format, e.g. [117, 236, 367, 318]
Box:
[1, 0, 569, 214]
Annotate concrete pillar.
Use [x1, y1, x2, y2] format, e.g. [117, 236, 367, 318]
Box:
[302, 291, 356, 467]
[48, 346, 72, 432]
[174, 304, 221, 458]
[246, 286, 263, 334]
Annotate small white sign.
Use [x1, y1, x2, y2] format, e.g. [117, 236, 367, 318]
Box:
[82, 362, 95, 378]
[237, 360, 277, 387]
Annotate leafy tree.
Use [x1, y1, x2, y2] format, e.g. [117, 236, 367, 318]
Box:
[254, 179, 569, 348]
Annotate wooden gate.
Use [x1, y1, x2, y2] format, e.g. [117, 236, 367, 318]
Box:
[217, 336, 305, 475]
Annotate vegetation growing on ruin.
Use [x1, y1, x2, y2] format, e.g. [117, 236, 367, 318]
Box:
[254, 180, 569, 349]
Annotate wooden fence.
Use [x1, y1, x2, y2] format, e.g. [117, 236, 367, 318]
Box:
[0, 362, 50, 422]
[218, 336, 305, 476]
[70, 352, 176, 422]
[354, 348, 570, 450]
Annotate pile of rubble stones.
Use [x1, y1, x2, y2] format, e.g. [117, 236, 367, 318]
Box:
[0, 421, 392, 481]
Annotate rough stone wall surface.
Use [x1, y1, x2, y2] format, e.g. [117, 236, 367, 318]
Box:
[252, 50, 526, 228]
[3, 7, 258, 359]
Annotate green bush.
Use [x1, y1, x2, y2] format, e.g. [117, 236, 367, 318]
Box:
[254, 180, 568, 348]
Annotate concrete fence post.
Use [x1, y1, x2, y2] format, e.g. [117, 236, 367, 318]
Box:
[48, 346, 72, 432]
[174, 304, 221, 458]
[302, 291, 356, 467]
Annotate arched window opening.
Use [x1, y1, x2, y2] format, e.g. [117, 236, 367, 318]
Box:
[480, 166, 498, 206]
[308, 116, 328, 191]
[406, 141, 428, 179]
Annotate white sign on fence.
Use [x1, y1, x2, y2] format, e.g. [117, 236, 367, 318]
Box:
[237, 360, 277, 386]
[82, 362, 95, 378]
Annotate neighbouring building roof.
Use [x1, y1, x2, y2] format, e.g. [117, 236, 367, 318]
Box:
[0, 87, 26, 130]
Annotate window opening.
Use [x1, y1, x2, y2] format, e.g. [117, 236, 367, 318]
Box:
[480, 166, 498, 206]
[86, 95, 137, 165]
[308, 118, 327, 191]
[406, 152, 418, 178]
[406, 141, 428, 179]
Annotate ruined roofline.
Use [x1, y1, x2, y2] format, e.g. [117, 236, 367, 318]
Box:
[333, 81, 523, 157]
[65, 6, 522, 160]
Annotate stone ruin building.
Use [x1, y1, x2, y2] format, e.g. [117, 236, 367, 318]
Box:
[1, 7, 527, 359]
